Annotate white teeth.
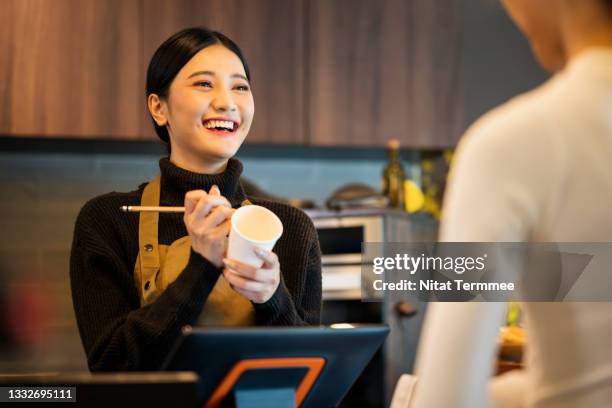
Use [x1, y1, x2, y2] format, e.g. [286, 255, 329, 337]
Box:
[205, 120, 235, 130]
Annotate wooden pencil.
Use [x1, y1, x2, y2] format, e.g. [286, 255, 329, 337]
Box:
[120, 200, 251, 214]
[120, 205, 185, 213]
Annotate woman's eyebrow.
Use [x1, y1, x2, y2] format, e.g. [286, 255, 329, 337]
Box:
[186, 71, 248, 81]
[231, 73, 248, 81]
[187, 70, 214, 79]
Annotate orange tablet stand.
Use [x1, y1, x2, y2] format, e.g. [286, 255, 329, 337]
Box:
[204, 357, 326, 408]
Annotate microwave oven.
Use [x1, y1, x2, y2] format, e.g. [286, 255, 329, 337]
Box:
[310, 212, 384, 300]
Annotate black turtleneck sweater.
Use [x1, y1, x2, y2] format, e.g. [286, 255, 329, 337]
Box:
[70, 158, 322, 372]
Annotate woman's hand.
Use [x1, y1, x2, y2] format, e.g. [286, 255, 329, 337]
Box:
[222, 248, 281, 303]
[184, 185, 234, 268]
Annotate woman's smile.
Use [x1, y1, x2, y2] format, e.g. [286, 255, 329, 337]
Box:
[202, 117, 241, 136]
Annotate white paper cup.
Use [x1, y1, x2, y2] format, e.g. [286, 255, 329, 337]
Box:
[227, 205, 283, 268]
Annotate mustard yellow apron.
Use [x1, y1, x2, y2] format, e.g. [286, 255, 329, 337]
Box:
[133, 176, 255, 326]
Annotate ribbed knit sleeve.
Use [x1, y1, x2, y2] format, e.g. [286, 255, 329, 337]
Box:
[70, 197, 222, 371]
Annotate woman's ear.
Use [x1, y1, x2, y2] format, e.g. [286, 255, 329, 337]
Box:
[148, 94, 168, 126]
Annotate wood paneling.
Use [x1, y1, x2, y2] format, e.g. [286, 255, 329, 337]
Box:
[1, 0, 464, 147]
[142, 0, 306, 144]
[308, 0, 463, 148]
[0, 0, 143, 139]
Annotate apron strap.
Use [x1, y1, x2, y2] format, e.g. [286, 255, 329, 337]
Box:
[138, 175, 162, 304]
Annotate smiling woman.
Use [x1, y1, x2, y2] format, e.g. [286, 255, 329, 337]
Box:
[69, 27, 322, 372]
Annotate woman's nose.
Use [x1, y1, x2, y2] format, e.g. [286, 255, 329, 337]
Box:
[212, 88, 237, 112]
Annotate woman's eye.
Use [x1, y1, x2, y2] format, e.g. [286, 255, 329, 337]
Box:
[235, 84, 250, 92]
[195, 81, 212, 88]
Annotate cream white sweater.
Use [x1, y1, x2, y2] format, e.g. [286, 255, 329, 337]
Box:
[412, 48, 612, 408]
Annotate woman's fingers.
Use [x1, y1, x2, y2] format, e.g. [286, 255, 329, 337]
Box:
[183, 186, 234, 268]
[231, 286, 260, 302]
[195, 206, 233, 232]
[184, 186, 230, 214]
[211, 218, 232, 238]
[194, 196, 231, 218]
[184, 190, 207, 214]
[222, 258, 277, 283]
[253, 247, 279, 268]
[209, 184, 221, 196]
[223, 268, 267, 292]
[223, 254, 281, 304]
[222, 258, 258, 279]
[185, 195, 231, 228]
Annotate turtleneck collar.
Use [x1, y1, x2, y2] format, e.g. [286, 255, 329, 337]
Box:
[158, 157, 246, 207]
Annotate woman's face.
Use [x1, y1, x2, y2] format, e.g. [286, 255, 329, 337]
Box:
[158, 44, 254, 170]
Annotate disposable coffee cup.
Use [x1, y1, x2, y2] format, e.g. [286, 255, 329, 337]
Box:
[227, 205, 283, 268]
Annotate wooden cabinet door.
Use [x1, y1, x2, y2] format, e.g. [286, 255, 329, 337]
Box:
[307, 0, 463, 148]
[0, 0, 143, 139]
[142, 0, 306, 144]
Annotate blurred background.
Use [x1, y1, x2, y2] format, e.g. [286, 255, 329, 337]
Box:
[0, 0, 546, 404]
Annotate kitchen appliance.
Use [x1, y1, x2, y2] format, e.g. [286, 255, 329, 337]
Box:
[310, 210, 384, 300]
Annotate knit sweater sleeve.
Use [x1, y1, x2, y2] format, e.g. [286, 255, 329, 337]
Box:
[70, 197, 221, 372]
[253, 208, 322, 326]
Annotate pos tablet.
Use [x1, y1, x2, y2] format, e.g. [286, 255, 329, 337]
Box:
[161, 324, 389, 408]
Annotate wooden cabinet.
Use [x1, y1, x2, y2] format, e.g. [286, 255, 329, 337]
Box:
[141, 0, 306, 144]
[0, 0, 464, 147]
[0, 0, 143, 139]
[307, 0, 463, 148]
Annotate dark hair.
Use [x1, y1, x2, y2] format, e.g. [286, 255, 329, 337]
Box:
[146, 27, 250, 145]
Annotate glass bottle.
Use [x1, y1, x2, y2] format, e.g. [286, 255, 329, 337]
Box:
[382, 139, 406, 209]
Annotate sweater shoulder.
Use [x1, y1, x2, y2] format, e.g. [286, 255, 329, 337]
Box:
[78, 188, 143, 220]
[460, 72, 575, 155]
[456, 79, 563, 168]
[74, 187, 145, 242]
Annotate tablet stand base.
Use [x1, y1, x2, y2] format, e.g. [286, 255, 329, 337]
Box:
[206, 357, 327, 408]
[233, 387, 296, 408]
[227, 367, 305, 408]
